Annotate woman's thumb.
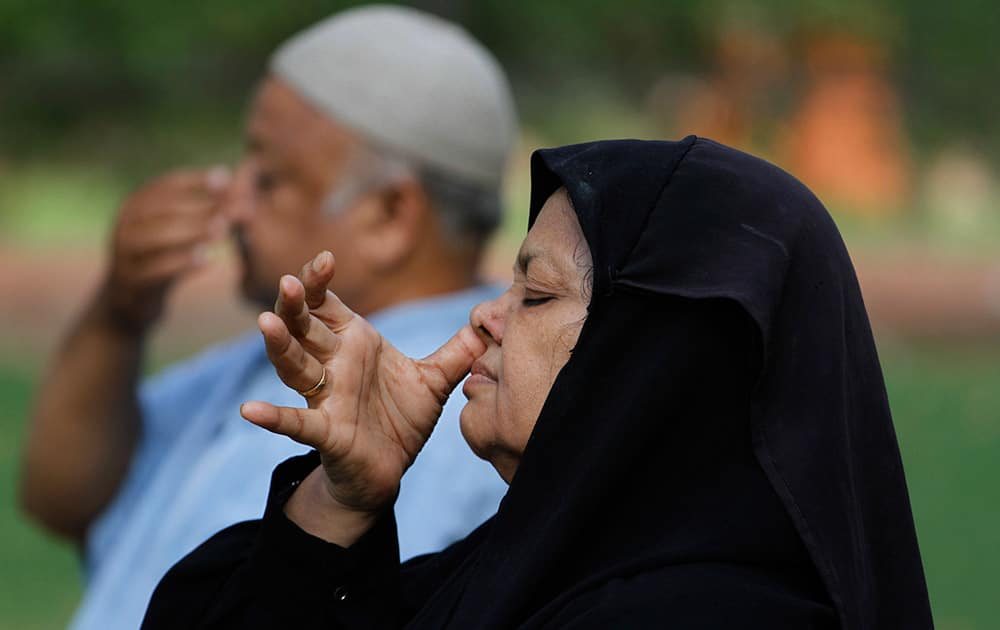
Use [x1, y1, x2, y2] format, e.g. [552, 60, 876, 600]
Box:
[421, 325, 487, 396]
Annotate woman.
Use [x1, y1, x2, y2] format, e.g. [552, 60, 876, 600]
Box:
[143, 137, 933, 629]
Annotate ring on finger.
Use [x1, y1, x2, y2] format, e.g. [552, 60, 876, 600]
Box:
[297, 367, 327, 398]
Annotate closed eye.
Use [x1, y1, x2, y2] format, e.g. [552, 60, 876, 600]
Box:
[522, 296, 554, 307]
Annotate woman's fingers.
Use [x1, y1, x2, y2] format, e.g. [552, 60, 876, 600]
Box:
[419, 325, 487, 397]
[274, 276, 342, 360]
[286, 248, 356, 332]
[300, 250, 336, 309]
[240, 402, 342, 453]
[308, 289, 357, 333]
[274, 275, 311, 337]
[258, 312, 330, 401]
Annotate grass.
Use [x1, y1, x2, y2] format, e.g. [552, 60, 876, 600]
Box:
[0, 364, 81, 630]
[882, 342, 1000, 629]
[0, 165, 125, 247]
[0, 344, 997, 629]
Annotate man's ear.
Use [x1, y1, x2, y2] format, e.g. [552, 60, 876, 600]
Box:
[352, 176, 430, 273]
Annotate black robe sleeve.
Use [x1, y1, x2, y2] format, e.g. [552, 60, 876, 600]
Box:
[141, 452, 486, 629]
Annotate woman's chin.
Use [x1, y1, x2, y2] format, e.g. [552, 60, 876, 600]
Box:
[458, 419, 515, 484]
[459, 406, 493, 458]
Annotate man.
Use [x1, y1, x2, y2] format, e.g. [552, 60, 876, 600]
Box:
[19, 6, 515, 630]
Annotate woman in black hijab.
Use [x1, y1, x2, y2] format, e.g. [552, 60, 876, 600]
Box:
[143, 137, 933, 629]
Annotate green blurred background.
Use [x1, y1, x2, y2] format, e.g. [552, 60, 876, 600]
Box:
[1, 1, 997, 628]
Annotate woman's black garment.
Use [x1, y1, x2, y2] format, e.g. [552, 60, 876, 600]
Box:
[143, 137, 932, 629]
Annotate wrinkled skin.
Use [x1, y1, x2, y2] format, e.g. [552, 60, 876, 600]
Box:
[461, 189, 592, 482]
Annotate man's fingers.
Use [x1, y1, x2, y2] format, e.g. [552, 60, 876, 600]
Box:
[121, 248, 205, 286]
[300, 251, 336, 309]
[121, 219, 219, 255]
[117, 166, 230, 231]
[259, 312, 331, 400]
[240, 402, 338, 452]
[203, 165, 231, 192]
[124, 197, 224, 224]
[420, 325, 487, 396]
[159, 166, 231, 197]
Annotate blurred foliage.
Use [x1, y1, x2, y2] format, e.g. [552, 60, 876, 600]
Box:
[1, 0, 998, 172]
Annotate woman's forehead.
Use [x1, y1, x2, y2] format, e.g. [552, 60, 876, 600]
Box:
[525, 190, 579, 245]
[516, 189, 590, 279]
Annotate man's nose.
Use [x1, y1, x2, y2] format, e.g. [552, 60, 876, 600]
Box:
[470, 295, 506, 345]
[220, 162, 255, 224]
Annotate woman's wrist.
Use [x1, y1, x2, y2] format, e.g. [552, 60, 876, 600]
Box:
[283, 466, 379, 547]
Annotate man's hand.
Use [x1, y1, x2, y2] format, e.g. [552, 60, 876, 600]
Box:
[240, 251, 485, 545]
[99, 167, 231, 332]
[20, 165, 234, 540]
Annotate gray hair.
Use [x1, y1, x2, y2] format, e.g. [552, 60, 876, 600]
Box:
[323, 143, 502, 250]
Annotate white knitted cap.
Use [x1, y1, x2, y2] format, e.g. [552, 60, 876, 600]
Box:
[270, 4, 517, 189]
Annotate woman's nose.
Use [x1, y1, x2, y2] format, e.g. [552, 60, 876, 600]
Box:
[470, 295, 505, 345]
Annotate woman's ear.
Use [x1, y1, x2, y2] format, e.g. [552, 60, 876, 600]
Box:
[352, 176, 431, 273]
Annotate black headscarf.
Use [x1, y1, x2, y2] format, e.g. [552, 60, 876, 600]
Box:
[143, 137, 933, 630]
[410, 137, 932, 629]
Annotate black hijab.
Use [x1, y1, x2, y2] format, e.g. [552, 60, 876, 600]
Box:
[408, 137, 932, 629]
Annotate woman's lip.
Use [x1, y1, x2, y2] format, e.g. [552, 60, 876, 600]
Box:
[470, 360, 497, 381]
[463, 373, 497, 397]
[465, 373, 497, 386]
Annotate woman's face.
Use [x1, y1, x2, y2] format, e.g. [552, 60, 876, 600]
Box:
[461, 188, 592, 482]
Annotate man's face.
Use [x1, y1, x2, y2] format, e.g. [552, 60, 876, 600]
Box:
[226, 77, 369, 309]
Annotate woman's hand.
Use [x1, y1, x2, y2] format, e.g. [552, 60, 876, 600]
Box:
[240, 251, 485, 544]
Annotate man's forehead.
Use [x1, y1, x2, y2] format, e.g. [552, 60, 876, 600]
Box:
[248, 79, 330, 139]
[245, 82, 361, 166]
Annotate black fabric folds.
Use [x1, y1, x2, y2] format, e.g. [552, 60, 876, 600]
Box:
[428, 137, 932, 629]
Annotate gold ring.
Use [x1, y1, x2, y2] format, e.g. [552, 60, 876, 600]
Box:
[297, 367, 327, 398]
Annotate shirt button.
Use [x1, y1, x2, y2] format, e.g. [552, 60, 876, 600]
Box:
[333, 586, 349, 602]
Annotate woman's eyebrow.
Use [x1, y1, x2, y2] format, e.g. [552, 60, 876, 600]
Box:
[516, 250, 556, 278]
[515, 250, 537, 275]
[514, 249, 566, 291]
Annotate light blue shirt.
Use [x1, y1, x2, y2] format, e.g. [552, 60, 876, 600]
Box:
[69, 285, 507, 630]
